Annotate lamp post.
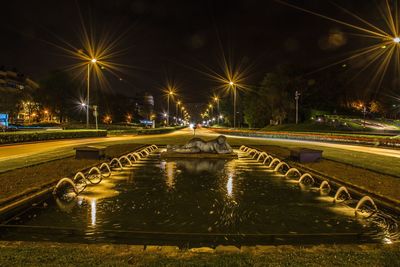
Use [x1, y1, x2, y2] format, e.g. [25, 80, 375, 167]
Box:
[166, 90, 174, 126]
[86, 58, 97, 128]
[214, 96, 220, 125]
[44, 110, 49, 122]
[176, 100, 181, 124]
[295, 90, 301, 124]
[229, 81, 237, 128]
[93, 105, 98, 130]
[209, 104, 213, 123]
[362, 105, 367, 128]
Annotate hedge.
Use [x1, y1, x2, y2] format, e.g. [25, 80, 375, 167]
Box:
[107, 129, 139, 135]
[137, 126, 186, 135]
[0, 130, 107, 144]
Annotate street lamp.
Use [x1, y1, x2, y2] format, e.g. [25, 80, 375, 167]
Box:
[44, 110, 49, 122]
[360, 104, 367, 128]
[295, 90, 301, 124]
[181, 106, 185, 120]
[176, 100, 181, 124]
[86, 58, 97, 128]
[229, 81, 237, 128]
[209, 104, 214, 120]
[213, 96, 220, 124]
[166, 90, 175, 126]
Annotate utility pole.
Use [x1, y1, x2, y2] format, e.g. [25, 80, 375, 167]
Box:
[86, 64, 90, 128]
[93, 105, 98, 130]
[233, 85, 237, 128]
[295, 90, 301, 124]
[363, 105, 367, 128]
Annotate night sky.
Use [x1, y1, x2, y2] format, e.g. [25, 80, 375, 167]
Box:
[0, 0, 380, 105]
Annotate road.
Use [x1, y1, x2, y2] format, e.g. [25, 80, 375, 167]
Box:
[0, 127, 399, 176]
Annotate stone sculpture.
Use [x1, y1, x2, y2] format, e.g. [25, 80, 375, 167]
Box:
[167, 135, 233, 154]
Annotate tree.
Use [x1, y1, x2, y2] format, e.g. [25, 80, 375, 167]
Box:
[243, 65, 305, 127]
[36, 70, 78, 123]
[0, 89, 24, 119]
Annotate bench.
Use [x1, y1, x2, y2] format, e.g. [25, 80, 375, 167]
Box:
[74, 145, 106, 159]
[290, 148, 323, 163]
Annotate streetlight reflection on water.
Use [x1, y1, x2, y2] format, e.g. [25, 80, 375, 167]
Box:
[91, 198, 97, 226]
[165, 161, 176, 189]
[227, 175, 233, 197]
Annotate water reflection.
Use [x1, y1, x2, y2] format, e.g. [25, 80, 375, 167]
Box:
[165, 161, 176, 189]
[55, 197, 77, 213]
[227, 176, 233, 197]
[91, 198, 97, 226]
[176, 159, 226, 173]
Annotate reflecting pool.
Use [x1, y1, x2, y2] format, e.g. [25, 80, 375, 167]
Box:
[1, 149, 392, 245]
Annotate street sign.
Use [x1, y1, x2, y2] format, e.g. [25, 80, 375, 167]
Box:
[0, 113, 9, 127]
[93, 105, 98, 117]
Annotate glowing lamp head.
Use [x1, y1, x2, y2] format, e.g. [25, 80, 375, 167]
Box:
[91, 58, 97, 63]
[229, 81, 234, 86]
[394, 37, 400, 43]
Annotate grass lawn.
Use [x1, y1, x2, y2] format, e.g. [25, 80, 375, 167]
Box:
[0, 242, 399, 266]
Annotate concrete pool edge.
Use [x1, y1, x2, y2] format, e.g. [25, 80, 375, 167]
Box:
[0, 224, 377, 246]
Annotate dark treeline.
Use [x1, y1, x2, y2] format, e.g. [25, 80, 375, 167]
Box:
[218, 64, 399, 128]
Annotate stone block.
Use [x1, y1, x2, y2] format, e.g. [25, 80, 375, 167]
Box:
[290, 148, 322, 163]
[74, 145, 106, 159]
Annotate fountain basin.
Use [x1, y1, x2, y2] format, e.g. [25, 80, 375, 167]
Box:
[1, 148, 395, 246]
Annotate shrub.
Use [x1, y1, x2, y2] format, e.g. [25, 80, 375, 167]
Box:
[0, 130, 107, 144]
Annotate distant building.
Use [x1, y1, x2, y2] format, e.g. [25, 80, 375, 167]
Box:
[128, 92, 154, 120]
[0, 67, 40, 123]
[0, 68, 39, 93]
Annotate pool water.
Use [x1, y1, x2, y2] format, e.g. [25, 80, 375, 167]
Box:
[1, 149, 388, 245]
